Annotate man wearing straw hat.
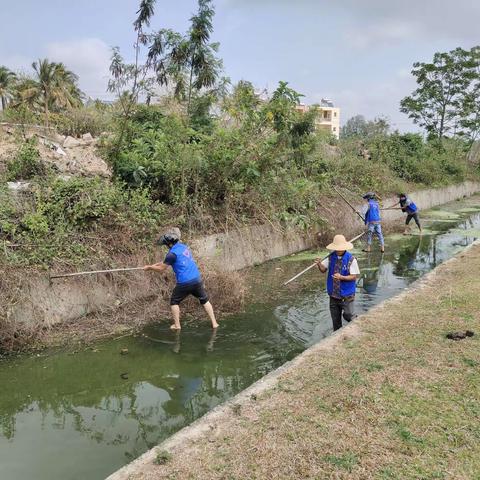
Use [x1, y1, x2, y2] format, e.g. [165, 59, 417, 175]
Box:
[316, 234, 361, 331]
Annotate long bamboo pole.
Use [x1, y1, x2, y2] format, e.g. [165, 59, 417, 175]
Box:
[283, 231, 366, 286]
[333, 186, 366, 223]
[50, 266, 145, 280]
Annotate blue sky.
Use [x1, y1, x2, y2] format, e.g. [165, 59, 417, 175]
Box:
[1, 0, 478, 130]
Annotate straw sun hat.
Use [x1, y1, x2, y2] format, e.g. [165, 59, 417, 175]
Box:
[326, 234, 353, 251]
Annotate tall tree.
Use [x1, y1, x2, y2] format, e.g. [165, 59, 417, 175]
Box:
[400, 47, 476, 141]
[108, 0, 157, 148]
[0, 66, 17, 111]
[147, 0, 223, 113]
[18, 59, 83, 127]
[341, 115, 368, 138]
[458, 46, 480, 145]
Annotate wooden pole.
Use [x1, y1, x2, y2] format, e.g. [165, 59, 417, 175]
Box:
[333, 186, 366, 223]
[50, 266, 145, 280]
[283, 231, 366, 286]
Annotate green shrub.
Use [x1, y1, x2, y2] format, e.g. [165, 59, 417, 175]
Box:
[50, 106, 113, 137]
[6, 141, 46, 181]
[0, 175, 167, 266]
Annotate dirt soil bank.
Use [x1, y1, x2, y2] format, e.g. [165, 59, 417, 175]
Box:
[110, 242, 480, 480]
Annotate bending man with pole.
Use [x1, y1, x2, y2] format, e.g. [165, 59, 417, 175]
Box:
[315, 234, 361, 331]
[144, 231, 219, 330]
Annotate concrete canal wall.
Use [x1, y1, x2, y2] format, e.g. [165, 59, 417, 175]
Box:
[192, 180, 480, 271]
[6, 181, 480, 327]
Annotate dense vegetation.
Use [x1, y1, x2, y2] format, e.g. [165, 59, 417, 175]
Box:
[0, 0, 479, 268]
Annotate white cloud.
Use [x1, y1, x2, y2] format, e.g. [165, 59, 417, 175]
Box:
[46, 38, 113, 100]
[344, 20, 416, 50]
[315, 71, 419, 132]
[0, 53, 33, 75]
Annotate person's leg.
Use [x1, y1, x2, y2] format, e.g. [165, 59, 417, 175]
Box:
[364, 224, 374, 252]
[404, 214, 413, 234]
[202, 301, 219, 329]
[375, 224, 385, 252]
[170, 305, 181, 330]
[192, 281, 219, 329]
[342, 299, 355, 323]
[170, 284, 187, 330]
[329, 297, 343, 331]
[413, 213, 422, 231]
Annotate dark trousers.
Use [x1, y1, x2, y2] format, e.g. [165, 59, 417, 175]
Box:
[329, 296, 355, 331]
[406, 212, 421, 229]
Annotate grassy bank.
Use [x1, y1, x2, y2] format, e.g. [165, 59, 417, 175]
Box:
[130, 242, 480, 480]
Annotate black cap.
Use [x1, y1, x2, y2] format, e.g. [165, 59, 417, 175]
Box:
[156, 232, 179, 246]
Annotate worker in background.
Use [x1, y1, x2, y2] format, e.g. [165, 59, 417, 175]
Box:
[362, 192, 385, 253]
[388, 193, 422, 235]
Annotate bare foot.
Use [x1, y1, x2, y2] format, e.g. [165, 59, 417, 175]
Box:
[170, 324, 181, 331]
[212, 323, 219, 329]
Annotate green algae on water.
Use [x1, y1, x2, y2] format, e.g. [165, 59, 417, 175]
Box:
[282, 250, 328, 262]
[450, 228, 480, 237]
[424, 210, 461, 220]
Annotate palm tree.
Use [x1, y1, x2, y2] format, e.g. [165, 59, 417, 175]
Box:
[0, 66, 17, 111]
[29, 58, 83, 127]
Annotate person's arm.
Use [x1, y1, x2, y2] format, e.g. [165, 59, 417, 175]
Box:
[382, 201, 401, 210]
[143, 262, 169, 272]
[316, 257, 328, 273]
[144, 252, 176, 272]
[333, 272, 358, 281]
[363, 205, 369, 224]
[333, 258, 360, 281]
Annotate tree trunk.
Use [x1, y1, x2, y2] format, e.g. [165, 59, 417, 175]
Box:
[438, 102, 446, 140]
[1, 96, 6, 111]
[187, 46, 196, 115]
[44, 90, 49, 128]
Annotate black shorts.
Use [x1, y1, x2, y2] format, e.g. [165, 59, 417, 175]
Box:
[170, 281, 209, 306]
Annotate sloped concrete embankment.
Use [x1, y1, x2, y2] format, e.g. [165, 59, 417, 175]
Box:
[6, 181, 480, 328]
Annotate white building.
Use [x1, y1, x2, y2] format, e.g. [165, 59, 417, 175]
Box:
[296, 98, 340, 139]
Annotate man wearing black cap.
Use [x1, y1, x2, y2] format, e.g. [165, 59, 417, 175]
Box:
[143, 231, 218, 330]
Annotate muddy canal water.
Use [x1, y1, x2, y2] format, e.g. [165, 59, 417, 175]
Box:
[1, 196, 480, 480]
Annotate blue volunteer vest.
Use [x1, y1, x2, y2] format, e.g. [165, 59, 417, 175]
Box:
[365, 199, 381, 224]
[405, 200, 417, 213]
[169, 243, 201, 285]
[327, 251, 357, 298]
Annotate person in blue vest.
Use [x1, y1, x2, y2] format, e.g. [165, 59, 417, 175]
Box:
[394, 193, 422, 234]
[363, 192, 385, 253]
[316, 234, 361, 331]
[143, 231, 218, 330]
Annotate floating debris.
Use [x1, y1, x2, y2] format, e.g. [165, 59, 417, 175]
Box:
[120, 372, 129, 380]
[120, 348, 129, 355]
